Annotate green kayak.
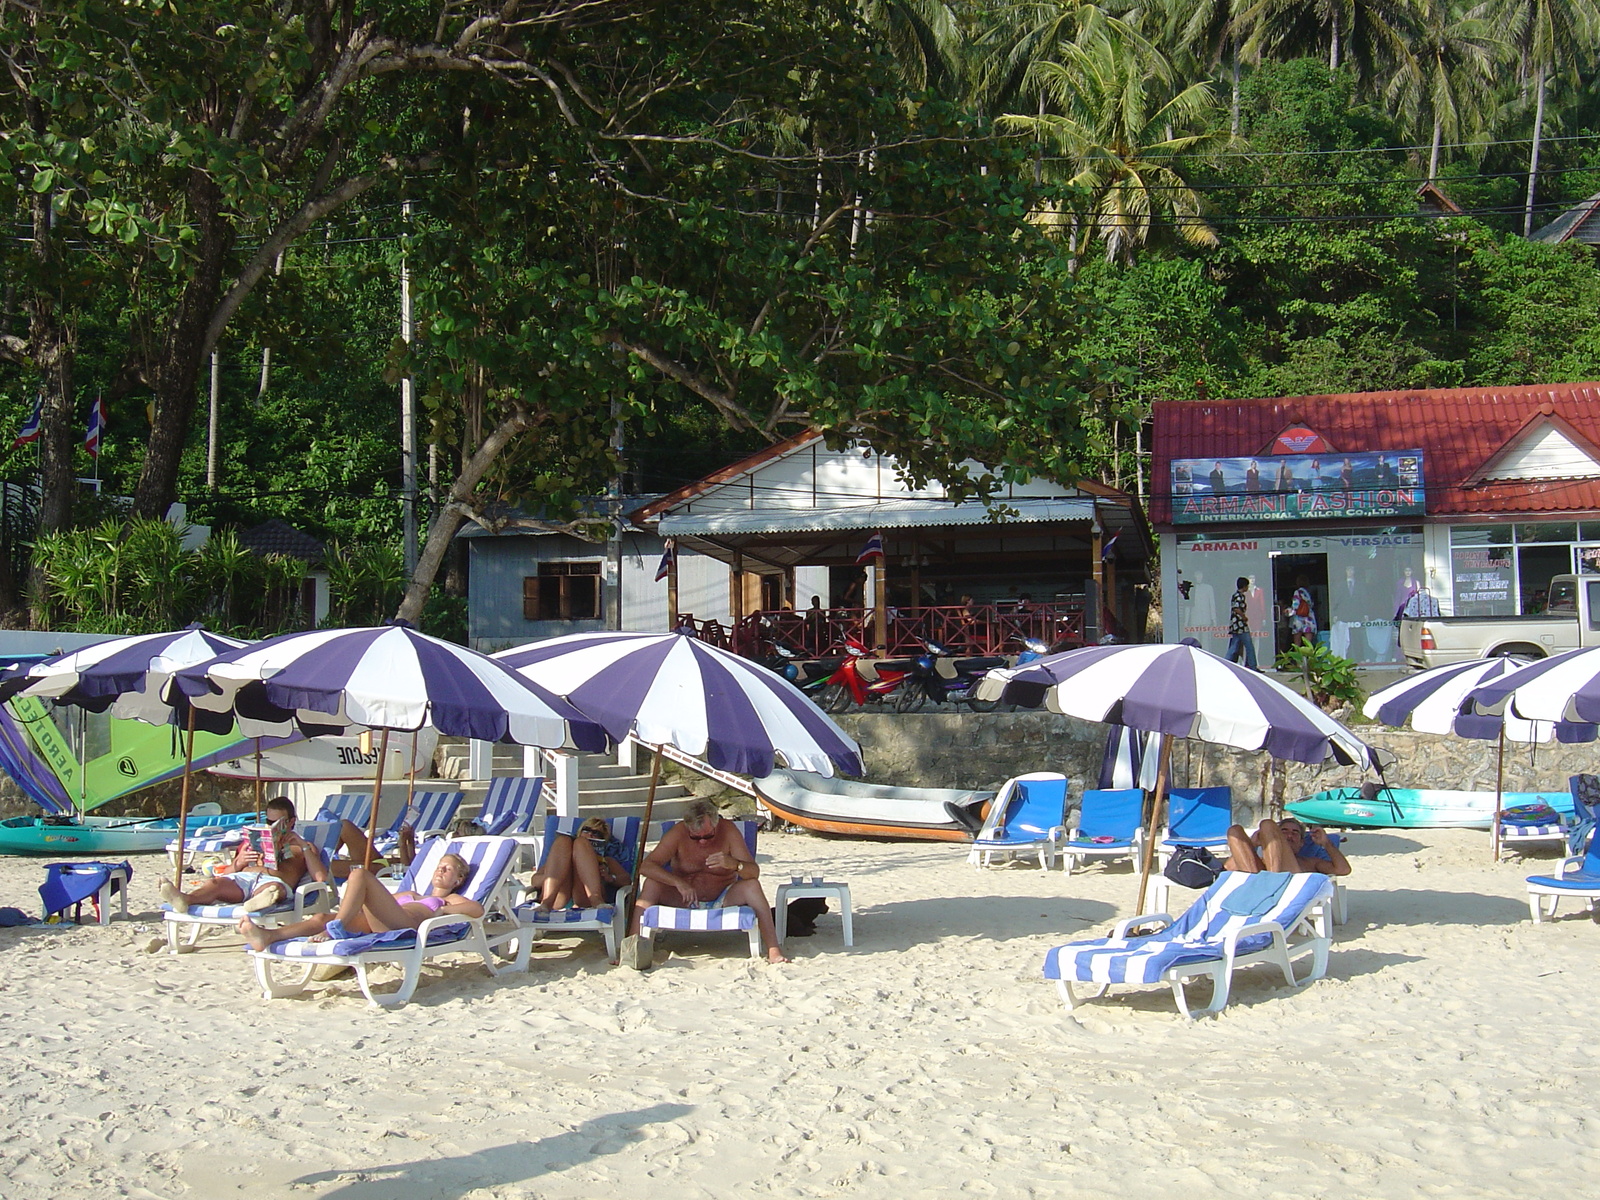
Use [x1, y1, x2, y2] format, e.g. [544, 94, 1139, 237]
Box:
[1288, 787, 1575, 830]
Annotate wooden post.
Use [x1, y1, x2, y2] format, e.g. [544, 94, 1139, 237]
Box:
[362, 728, 391, 872]
[666, 540, 680, 629]
[171, 706, 198, 888]
[731, 552, 745, 631]
[873, 557, 888, 652]
[1491, 726, 1506, 862]
[1134, 734, 1174, 914]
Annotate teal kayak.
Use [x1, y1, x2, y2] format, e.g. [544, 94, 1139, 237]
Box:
[1289, 787, 1575, 830]
[0, 812, 256, 856]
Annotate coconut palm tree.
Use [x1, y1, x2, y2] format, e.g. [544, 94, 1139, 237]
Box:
[998, 21, 1232, 267]
[1388, 0, 1503, 181]
[859, 0, 971, 97]
[1161, 0, 1252, 134]
[1495, 0, 1599, 235]
[1240, 0, 1417, 88]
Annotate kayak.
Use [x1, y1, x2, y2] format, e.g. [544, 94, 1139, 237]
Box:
[0, 812, 256, 856]
[754, 769, 993, 842]
[1288, 787, 1576, 830]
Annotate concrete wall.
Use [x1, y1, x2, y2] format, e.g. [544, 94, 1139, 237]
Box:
[832, 711, 1591, 820]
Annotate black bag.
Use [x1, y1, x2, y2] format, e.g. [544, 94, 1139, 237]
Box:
[1163, 845, 1224, 890]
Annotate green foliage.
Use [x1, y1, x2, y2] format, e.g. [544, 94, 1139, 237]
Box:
[323, 541, 405, 628]
[1275, 641, 1364, 711]
[420, 589, 468, 644]
[30, 518, 309, 636]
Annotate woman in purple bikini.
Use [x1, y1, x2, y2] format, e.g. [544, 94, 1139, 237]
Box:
[238, 852, 479, 951]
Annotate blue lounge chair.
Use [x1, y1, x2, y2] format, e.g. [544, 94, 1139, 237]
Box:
[1061, 788, 1144, 874]
[510, 814, 642, 962]
[967, 773, 1069, 869]
[1044, 870, 1336, 1018]
[161, 819, 342, 954]
[1527, 817, 1600, 923]
[638, 820, 765, 958]
[315, 792, 375, 828]
[371, 790, 465, 858]
[1157, 786, 1233, 867]
[246, 835, 523, 1009]
[475, 777, 545, 835]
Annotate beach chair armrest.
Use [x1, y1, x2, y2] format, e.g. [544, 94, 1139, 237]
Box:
[1111, 912, 1173, 939]
[1224, 919, 1286, 963]
[293, 879, 336, 916]
[1557, 854, 1587, 878]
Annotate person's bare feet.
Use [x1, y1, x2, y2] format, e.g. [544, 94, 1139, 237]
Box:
[237, 916, 274, 952]
[766, 947, 791, 964]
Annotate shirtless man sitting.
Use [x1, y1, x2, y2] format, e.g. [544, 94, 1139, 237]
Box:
[159, 797, 327, 914]
[629, 798, 789, 964]
[1224, 816, 1351, 876]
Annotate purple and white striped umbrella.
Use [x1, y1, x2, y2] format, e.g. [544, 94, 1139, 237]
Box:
[173, 625, 607, 751]
[1365, 656, 1596, 744]
[983, 642, 1392, 771]
[0, 625, 251, 725]
[1466, 645, 1600, 726]
[494, 630, 862, 778]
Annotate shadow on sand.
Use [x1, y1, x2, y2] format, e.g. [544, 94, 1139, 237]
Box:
[289, 1102, 695, 1199]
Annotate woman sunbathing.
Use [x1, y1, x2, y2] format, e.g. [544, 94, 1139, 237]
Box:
[238, 853, 480, 951]
[528, 817, 627, 912]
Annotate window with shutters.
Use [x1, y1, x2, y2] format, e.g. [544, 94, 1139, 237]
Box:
[523, 561, 602, 621]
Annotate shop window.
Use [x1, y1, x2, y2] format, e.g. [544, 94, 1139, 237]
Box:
[1515, 522, 1577, 544]
[1450, 524, 1511, 546]
[1518, 545, 1571, 613]
[523, 561, 602, 621]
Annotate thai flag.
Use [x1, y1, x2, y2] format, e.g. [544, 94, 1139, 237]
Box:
[84, 393, 106, 457]
[855, 533, 884, 564]
[11, 393, 41, 449]
[1100, 530, 1120, 560]
[654, 538, 676, 582]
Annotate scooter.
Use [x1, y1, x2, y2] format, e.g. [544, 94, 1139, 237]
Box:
[817, 637, 914, 712]
[894, 640, 1008, 712]
[767, 641, 844, 699]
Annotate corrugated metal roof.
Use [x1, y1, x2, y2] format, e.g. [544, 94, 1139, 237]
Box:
[1151, 382, 1600, 525]
[1530, 192, 1600, 244]
[659, 496, 1098, 536]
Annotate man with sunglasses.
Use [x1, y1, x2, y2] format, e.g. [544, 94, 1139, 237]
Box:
[1223, 817, 1350, 876]
[631, 798, 789, 964]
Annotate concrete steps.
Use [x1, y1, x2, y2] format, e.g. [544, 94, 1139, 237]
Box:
[432, 740, 694, 821]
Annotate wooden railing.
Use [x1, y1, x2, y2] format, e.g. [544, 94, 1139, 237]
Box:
[676, 602, 1088, 661]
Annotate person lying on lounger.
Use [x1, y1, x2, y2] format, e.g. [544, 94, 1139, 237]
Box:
[159, 797, 326, 915]
[629, 798, 789, 964]
[528, 816, 628, 912]
[1224, 817, 1350, 876]
[236, 852, 480, 951]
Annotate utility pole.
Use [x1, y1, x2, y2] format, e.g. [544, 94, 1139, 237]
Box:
[400, 200, 417, 577]
[206, 350, 220, 491]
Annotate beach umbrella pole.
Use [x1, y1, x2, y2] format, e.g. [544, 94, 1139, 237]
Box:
[629, 744, 664, 900]
[1491, 726, 1506, 863]
[171, 706, 197, 888]
[253, 738, 263, 820]
[362, 728, 391, 872]
[1134, 735, 1175, 914]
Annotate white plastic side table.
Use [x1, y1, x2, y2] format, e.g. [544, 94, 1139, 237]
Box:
[774, 880, 853, 946]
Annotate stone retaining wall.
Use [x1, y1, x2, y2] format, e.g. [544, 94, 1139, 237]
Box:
[833, 711, 1595, 819]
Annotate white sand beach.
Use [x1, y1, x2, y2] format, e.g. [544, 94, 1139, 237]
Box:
[0, 827, 1594, 1200]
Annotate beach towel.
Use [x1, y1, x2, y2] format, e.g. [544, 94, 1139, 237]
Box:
[1502, 803, 1563, 826]
[263, 917, 470, 957]
[1218, 871, 1292, 916]
[40, 860, 132, 922]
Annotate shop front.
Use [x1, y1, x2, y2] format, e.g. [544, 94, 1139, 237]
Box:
[1153, 383, 1600, 668]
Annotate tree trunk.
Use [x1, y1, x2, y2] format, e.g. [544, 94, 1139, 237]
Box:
[1230, 43, 1240, 138]
[130, 173, 233, 519]
[1329, 11, 1341, 71]
[394, 407, 537, 625]
[1429, 118, 1442, 183]
[1523, 66, 1546, 238]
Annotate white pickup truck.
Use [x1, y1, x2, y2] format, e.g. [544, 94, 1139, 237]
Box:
[1400, 574, 1600, 668]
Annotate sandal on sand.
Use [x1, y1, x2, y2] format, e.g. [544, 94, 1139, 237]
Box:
[157, 879, 189, 914]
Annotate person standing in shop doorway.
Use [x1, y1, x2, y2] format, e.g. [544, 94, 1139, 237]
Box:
[1226, 576, 1258, 670]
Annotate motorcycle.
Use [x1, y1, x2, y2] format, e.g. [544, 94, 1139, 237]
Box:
[894, 639, 1008, 712]
[767, 641, 844, 700]
[817, 637, 914, 712]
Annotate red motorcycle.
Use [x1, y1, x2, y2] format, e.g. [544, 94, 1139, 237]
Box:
[818, 637, 913, 712]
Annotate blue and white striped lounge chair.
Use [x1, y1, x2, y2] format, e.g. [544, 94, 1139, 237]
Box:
[475, 777, 545, 835]
[162, 820, 342, 954]
[315, 792, 374, 828]
[510, 815, 641, 963]
[638, 820, 764, 959]
[371, 790, 465, 858]
[1044, 870, 1336, 1019]
[245, 835, 523, 1009]
[1157, 786, 1234, 867]
[966, 773, 1069, 869]
[1061, 787, 1144, 874]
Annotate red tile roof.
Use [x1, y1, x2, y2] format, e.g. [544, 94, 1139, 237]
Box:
[1151, 382, 1600, 526]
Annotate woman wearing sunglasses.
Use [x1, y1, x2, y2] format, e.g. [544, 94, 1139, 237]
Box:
[631, 798, 788, 963]
[529, 817, 628, 912]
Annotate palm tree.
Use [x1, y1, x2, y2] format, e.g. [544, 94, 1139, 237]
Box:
[859, 0, 970, 97]
[1162, 0, 1251, 134]
[1495, 0, 1599, 235]
[998, 21, 1232, 267]
[1240, 0, 1417, 88]
[1387, 0, 1502, 181]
